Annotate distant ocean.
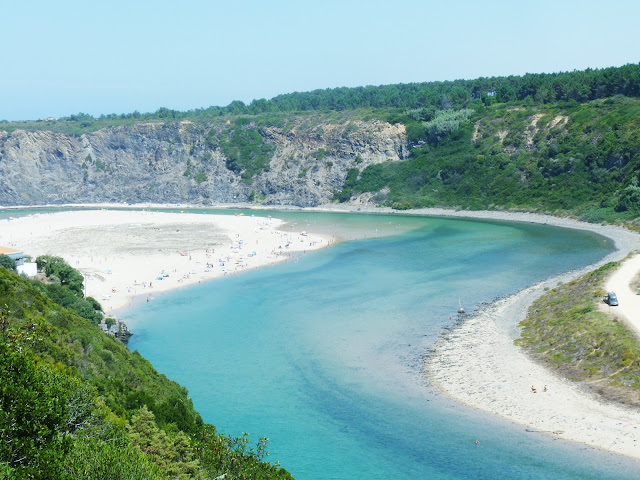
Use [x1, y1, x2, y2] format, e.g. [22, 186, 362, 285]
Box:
[4, 208, 638, 479]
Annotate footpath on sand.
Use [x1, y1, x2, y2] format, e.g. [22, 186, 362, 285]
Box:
[605, 253, 640, 336]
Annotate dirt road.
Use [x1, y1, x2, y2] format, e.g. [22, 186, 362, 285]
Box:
[605, 253, 640, 335]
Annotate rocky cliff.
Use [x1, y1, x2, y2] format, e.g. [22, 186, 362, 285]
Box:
[0, 119, 407, 207]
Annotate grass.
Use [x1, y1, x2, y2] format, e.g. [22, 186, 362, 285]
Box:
[516, 262, 640, 406]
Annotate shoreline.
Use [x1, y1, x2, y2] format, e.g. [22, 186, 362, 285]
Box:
[0, 209, 331, 314]
[3, 202, 640, 459]
[2, 201, 636, 235]
[419, 214, 640, 459]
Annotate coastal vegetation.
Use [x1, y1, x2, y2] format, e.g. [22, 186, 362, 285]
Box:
[217, 118, 276, 182]
[0, 265, 293, 479]
[516, 262, 640, 406]
[0, 255, 16, 272]
[339, 95, 640, 226]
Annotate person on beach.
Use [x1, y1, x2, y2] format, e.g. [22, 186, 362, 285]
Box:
[531, 385, 537, 393]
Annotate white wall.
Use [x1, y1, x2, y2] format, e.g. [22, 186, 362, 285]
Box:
[17, 262, 37, 277]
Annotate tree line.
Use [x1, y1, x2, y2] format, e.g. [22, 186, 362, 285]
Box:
[53, 63, 640, 124]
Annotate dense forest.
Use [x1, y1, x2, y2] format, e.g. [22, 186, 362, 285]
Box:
[0, 258, 292, 480]
[3, 63, 640, 131]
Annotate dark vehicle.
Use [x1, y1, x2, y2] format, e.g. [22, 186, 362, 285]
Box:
[603, 292, 619, 306]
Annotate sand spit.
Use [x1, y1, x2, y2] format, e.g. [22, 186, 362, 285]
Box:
[420, 210, 640, 460]
[0, 209, 330, 314]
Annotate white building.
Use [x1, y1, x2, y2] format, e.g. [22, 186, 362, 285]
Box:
[0, 246, 37, 277]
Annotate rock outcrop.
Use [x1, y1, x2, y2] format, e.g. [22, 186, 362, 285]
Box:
[0, 119, 407, 206]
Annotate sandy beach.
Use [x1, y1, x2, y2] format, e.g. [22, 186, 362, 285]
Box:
[0, 209, 330, 314]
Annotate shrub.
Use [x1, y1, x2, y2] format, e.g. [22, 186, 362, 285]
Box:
[423, 109, 473, 145]
[0, 344, 70, 478]
[615, 177, 640, 212]
[219, 124, 275, 182]
[0, 255, 16, 272]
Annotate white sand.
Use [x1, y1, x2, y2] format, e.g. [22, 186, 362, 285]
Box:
[422, 210, 640, 460]
[605, 253, 640, 337]
[0, 209, 329, 314]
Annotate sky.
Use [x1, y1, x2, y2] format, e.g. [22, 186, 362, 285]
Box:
[2, 0, 639, 121]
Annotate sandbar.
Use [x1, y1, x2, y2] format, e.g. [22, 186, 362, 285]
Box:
[0, 209, 330, 314]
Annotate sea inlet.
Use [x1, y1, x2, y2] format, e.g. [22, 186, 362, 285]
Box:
[122, 210, 640, 479]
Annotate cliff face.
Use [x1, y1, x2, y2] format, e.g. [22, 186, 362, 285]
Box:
[0, 119, 407, 207]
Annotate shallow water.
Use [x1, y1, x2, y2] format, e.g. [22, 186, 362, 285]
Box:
[123, 213, 640, 479]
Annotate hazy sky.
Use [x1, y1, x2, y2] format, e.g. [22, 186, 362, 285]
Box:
[3, 0, 639, 120]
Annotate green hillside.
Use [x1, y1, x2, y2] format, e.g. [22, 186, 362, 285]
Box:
[3, 62, 639, 131]
[345, 95, 640, 225]
[0, 265, 292, 480]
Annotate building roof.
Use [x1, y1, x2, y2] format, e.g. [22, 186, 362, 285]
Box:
[0, 246, 21, 255]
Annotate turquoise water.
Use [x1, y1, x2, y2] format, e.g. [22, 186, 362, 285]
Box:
[3, 207, 639, 478]
[123, 213, 640, 479]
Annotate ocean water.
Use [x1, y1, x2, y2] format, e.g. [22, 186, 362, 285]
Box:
[123, 212, 640, 479]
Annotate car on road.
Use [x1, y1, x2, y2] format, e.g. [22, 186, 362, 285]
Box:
[603, 292, 619, 306]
